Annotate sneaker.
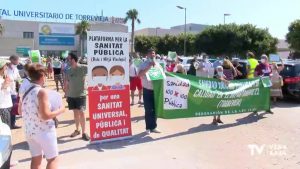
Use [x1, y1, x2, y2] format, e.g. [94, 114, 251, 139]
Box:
[82, 133, 90, 141]
[145, 130, 151, 135]
[70, 130, 80, 138]
[150, 128, 161, 133]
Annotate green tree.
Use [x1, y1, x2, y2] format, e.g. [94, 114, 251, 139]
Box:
[135, 34, 197, 56]
[135, 36, 158, 55]
[286, 19, 300, 52]
[76, 20, 90, 57]
[0, 23, 4, 36]
[125, 9, 141, 53]
[195, 24, 277, 58]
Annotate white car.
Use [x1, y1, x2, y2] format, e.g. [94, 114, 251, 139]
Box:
[0, 121, 12, 169]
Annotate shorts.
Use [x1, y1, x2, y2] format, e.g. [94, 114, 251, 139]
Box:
[130, 77, 142, 91]
[67, 96, 86, 111]
[26, 131, 58, 159]
[54, 74, 63, 82]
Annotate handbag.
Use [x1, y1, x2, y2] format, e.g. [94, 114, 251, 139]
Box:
[11, 96, 20, 115]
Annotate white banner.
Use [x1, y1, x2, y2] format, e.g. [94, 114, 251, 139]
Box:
[87, 31, 129, 89]
[86, 31, 132, 143]
[164, 76, 191, 110]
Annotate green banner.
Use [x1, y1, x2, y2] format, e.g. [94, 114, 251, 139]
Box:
[61, 50, 69, 59]
[146, 66, 166, 81]
[153, 72, 270, 119]
[29, 50, 41, 63]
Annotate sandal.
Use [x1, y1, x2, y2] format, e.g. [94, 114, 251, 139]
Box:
[216, 119, 224, 124]
[212, 119, 218, 125]
[82, 133, 90, 141]
[70, 130, 80, 138]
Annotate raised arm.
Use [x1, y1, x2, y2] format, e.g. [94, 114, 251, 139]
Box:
[138, 62, 154, 78]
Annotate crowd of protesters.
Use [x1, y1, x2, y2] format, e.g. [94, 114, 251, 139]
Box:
[134, 49, 285, 128]
[0, 50, 286, 168]
[0, 53, 90, 169]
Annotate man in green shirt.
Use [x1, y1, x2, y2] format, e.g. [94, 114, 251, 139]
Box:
[64, 53, 90, 141]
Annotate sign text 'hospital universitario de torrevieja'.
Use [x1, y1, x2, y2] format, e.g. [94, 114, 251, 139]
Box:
[0, 8, 125, 24]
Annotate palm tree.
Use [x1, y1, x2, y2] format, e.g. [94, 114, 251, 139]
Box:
[125, 9, 141, 53]
[0, 23, 4, 36]
[76, 21, 90, 57]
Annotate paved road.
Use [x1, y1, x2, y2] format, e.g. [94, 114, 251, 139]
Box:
[11, 80, 300, 169]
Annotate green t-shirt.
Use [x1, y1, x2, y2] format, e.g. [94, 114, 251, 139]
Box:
[66, 65, 88, 97]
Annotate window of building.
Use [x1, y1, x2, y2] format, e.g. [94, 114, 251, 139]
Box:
[23, 32, 34, 39]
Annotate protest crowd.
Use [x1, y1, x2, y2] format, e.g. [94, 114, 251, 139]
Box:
[0, 49, 286, 169]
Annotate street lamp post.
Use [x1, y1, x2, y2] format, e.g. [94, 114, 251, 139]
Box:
[224, 13, 231, 24]
[177, 6, 187, 56]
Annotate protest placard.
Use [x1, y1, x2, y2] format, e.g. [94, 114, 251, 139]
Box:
[87, 31, 132, 143]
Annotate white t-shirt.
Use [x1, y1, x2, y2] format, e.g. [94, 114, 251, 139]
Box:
[52, 60, 62, 69]
[0, 79, 13, 109]
[129, 64, 138, 77]
[7, 65, 21, 96]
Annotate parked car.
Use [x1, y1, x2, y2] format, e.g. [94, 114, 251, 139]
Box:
[279, 61, 300, 100]
[0, 121, 12, 169]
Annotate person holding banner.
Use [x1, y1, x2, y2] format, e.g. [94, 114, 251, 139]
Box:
[195, 55, 214, 78]
[129, 58, 143, 105]
[166, 59, 176, 72]
[247, 51, 259, 79]
[138, 49, 161, 134]
[254, 54, 274, 114]
[212, 66, 229, 125]
[222, 59, 237, 80]
[187, 56, 197, 76]
[21, 63, 65, 169]
[175, 64, 187, 75]
[64, 53, 90, 141]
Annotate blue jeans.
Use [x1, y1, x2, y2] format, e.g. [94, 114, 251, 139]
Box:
[143, 88, 157, 130]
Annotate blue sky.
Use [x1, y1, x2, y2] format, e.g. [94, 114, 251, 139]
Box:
[1, 0, 300, 39]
